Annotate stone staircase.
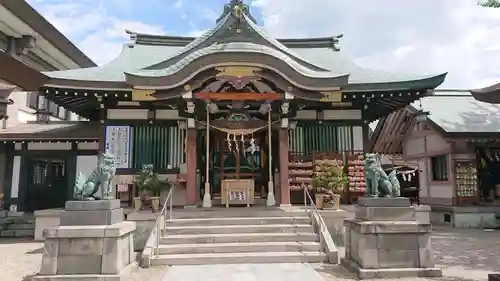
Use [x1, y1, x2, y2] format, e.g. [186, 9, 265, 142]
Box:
[149, 211, 329, 266]
[0, 215, 35, 237]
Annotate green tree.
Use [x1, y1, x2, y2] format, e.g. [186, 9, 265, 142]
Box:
[479, 0, 500, 7]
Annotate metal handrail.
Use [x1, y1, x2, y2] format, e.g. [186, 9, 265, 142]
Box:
[302, 182, 327, 233]
[154, 185, 174, 257]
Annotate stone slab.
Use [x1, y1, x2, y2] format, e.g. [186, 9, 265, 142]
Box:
[356, 206, 415, 221]
[161, 263, 325, 281]
[44, 221, 136, 239]
[357, 197, 410, 207]
[61, 208, 123, 226]
[65, 200, 120, 211]
[341, 258, 442, 279]
[344, 219, 431, 234]
[31, 274, 120, 281]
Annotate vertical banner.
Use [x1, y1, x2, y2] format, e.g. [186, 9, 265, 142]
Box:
[105, 126, 131, 169]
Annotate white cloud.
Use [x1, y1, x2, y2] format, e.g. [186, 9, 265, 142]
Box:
[252, 0, 500, 88]
[173, 0, 183, 8]
[28, 0, 166, 65]
[28, 0, 500, 89]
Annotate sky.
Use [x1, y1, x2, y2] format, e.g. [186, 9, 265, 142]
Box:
[26, 0, 500, 89]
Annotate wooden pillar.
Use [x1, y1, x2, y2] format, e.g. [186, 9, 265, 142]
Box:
[184, 98, 197, 206]
[266, 104, 275, 206]
[362, 123, 370, 152]
[98, 95, 106, 154]
[279, 128, 290, 206]
[3, 142, 14, 210]
[185, 127, 197, 206]
[279, 100, 291, 206]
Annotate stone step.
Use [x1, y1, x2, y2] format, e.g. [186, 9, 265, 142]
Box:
[161, 232, 319, 244]
[1, 229, 34, 237]
[6, 223, 35, 230]
[166, 224, 313, 235]
[169, 209, 308, 219]
[150, 251, 327, 265]
[0, 217, 35, 225]
[158, 241, 322, 255]
[167, 216, 311, 226]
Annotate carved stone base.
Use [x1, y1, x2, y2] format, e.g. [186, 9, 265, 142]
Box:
[266, 181, 275, 206]
[343, 197, 442, 279]
[341, 258, 442, 279]
[61, 200, 123, 226]
[31, 273, 122, 281]
[202, 182, 212, 208]
[33, 201, 136, 280]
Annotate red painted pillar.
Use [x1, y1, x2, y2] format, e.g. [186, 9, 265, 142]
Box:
[279, 128, 290, 206]
[185, 128, 197, 206]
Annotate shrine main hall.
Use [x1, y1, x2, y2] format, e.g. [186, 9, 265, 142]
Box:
[0, 0, 446, 211]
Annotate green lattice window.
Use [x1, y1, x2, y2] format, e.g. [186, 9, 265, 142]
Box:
[131, 125, 185, 169]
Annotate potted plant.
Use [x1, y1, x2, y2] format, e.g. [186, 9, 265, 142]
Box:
[313, 159, 345, 210]
[327, 174, 348, 210]
[151, 177, 172, 212]
[133, 164, 156, 212]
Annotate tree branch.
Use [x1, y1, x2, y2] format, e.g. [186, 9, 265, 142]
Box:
[479, 0, 500, 7]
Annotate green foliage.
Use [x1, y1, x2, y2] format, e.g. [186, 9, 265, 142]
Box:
[313, 159, 346, 194]
[134, 164, 169, 196]
[479, 0, 500, 7]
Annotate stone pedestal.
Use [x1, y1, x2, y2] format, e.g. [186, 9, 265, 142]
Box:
[32, 200, 136, 281]
[341, 197, 442, 279]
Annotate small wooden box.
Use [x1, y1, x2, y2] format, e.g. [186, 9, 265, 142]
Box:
[221, 179, 255, 207]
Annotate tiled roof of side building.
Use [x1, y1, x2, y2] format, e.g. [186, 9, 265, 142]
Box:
[0, 122, 99, 140]
[2, 0, 95, 67]
[412, 91, 500, 133]
[0, 121, 99, 141]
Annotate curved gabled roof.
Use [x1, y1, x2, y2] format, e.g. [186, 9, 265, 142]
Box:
[469, 82, 500, 103]
[127, 42, 346, 79]
[42, 0, 446, 91]
[43, 40, 446, 91]
[125, 42, 349, 90]
[43, 43, 184, 82]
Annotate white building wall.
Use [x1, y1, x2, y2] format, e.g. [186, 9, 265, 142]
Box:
[403, 125, 454, 205]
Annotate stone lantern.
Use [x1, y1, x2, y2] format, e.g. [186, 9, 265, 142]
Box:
[0, 84, 15, 129]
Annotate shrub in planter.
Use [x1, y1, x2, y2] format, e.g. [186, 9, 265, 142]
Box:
[151, 178, 172, 212]
[133, 164, 162, 212]
[313, 159, 346, 209]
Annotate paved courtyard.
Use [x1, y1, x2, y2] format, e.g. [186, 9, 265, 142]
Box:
[2, 226, 498, 281]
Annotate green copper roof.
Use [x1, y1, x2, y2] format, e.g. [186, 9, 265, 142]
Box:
[43, 0, 446, 91]
[290, 47, 446, 90]
[127, 42, 347, 79]
[44, 41, 444, 90]
[44, 44, 184, 82]
[242, 13, 329, 71]
[143, 13, 231, 70]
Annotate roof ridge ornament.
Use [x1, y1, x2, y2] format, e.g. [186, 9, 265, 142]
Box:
[217, 0, 256, 23]
[331, 34, 343, 51]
